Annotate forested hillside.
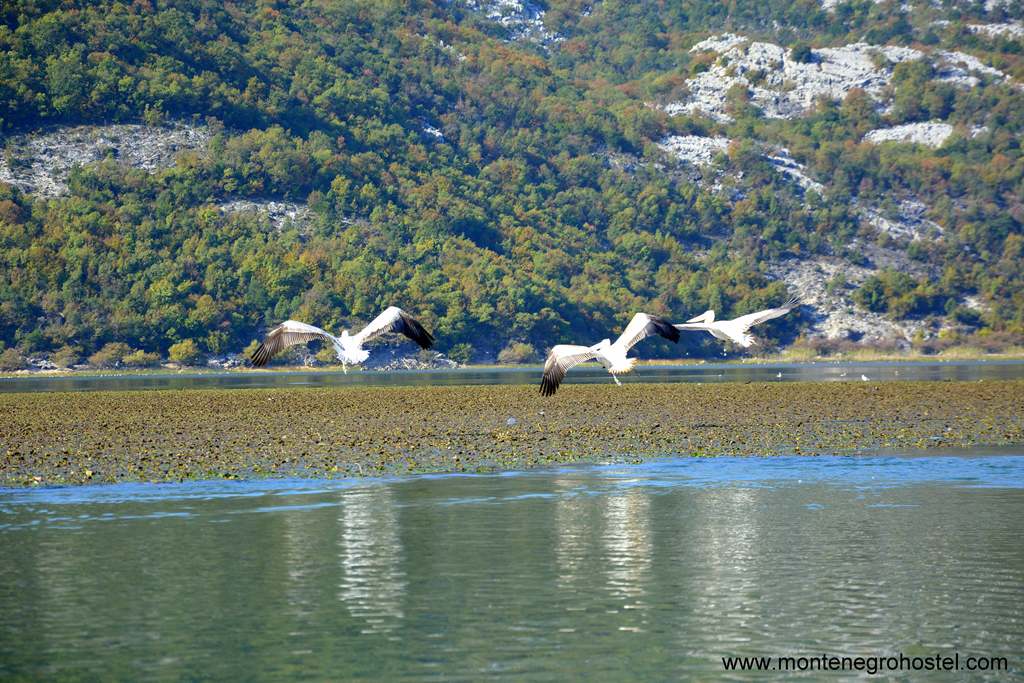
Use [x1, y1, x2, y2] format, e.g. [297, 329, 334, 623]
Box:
[1, 0, 1022, 367]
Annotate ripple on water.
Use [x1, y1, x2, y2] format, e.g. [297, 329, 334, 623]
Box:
[0, 455, 1022, 680]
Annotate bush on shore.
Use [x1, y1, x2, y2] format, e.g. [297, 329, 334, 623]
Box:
[498, 342, 538, 364]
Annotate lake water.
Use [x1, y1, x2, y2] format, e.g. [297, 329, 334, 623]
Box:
[2, 455, 1022, 680]
[3, 359, 1024, 393]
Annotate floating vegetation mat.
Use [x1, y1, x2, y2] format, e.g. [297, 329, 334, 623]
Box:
[2, 381, 1023, 486]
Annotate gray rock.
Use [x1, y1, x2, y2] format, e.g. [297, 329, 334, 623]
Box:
[0, 122, 211, 197]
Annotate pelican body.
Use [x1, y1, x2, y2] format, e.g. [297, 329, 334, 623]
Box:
[335, 330, 371, 365]
[250, 306, 434, 371]
[540, 313, 680, 396]
[675, 298, 799, 348]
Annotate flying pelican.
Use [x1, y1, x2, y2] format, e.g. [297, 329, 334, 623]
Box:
[540, 313, 680, 396]
[674, 297, 800, 348]
[250, 306, 434, 371]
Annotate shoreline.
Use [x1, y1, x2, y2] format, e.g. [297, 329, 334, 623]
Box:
[4, 351, 1024, 380]
[2, 380, 1022, 488]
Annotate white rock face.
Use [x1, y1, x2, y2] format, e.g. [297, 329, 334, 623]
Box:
[968, 23, 1024, 40]
[461, 0, 559, 44]
[0, 123, 210, 197]
[657, 134, 826, 195]
[667, 34, 1007, 122]
[934, 50, 1005, 87]
[436, 39, 468, 63]
[219, 199, 313, 231]
[656, 132, 946, 243]
[858, 199, 944, 240]
[656, 135, 730, 165]
[422, 124, 445, 140]
[668, 35, 924, 122]
[769, 257, 928, 343]
[765, 148, 825, 194]
[962, 295, 990, 313]
[821, 0, 884, 10]
[863, 121, 954, 147]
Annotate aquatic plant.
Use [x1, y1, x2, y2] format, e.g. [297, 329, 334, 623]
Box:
[2, 381, 1022, 487]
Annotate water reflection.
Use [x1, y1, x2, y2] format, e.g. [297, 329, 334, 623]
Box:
[603, 486, 652, 605]
[554, 477, 588, 591]
[2, 457, 1023, 681]
[684, 487, 766, 652]
[282, 509, 319, 624]
[337, 486, 406, 633]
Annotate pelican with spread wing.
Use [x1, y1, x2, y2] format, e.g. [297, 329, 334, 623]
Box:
[540, 313, 680, 396]
[250, 306, 434, 370]
[674, 297, 799, 348]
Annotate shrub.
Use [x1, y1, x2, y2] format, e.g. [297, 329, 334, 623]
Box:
[122, 350, 162, 368]
[242, 339, 261, 360]
[88, 342, 132, 368]
[447, 343, 473, 365]
[51, 346, 82, 368]
[168, 339, 203, 365]
[315, 346, 338, 364]
[497, 342, 538, 364]
[0, 348, 26, 371]
[790, 42, 814, 63]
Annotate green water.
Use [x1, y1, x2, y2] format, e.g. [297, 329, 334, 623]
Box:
[2, 456, 1023, 680]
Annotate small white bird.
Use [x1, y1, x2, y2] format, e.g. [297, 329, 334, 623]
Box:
[540, 313, 680, 396]
[861, 374, 869, 382]
[776, 371, 783, 378]
[675, 297, 800, 348]
[250, 306, 434, 371]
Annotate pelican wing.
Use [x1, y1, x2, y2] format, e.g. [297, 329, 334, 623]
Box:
[353, 306, 434, 349]
[540, 344, 598, 396]
[673, 322, 712, 331]
[732, 297, 800, 331]
[614, 312, 681, 352]
[251, 320, 335, 367]
[686, 310, 714, 323]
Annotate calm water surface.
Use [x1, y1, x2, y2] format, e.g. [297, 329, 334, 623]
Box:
[3, 359, 1024, 393]
[2, 455, 1023, 680]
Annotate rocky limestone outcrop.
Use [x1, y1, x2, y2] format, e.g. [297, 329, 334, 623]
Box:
[764, 148, 825, 194]
[665, 34, 1008, 122]
[366, 350, 461, 371]
[858, 199, 945, 241]
[968, 22, 1024, 39]
[656, 135, 730, 166]
[459, 0, 559, 45]
[769, 257, 929, 344]
[657, 135, 824, 195]
[0, 122, 210, 197]
[863, 121, 954, 147]
[218, 199, 314, 231]
[658, 133, 947, 242]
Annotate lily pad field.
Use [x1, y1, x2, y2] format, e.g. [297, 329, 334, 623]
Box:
[2, 380, 1022, 487]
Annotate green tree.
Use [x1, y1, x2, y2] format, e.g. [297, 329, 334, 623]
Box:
[168, 339, 203, 365]
[0, 348, 26, 371]
[497, 342, 538, 364]
[88, 342, 132, 368]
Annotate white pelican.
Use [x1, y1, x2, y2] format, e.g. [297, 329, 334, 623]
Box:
[250, 306, 434, 370]
[540, 313, 680, 396]
[674, 297, 799, 348]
